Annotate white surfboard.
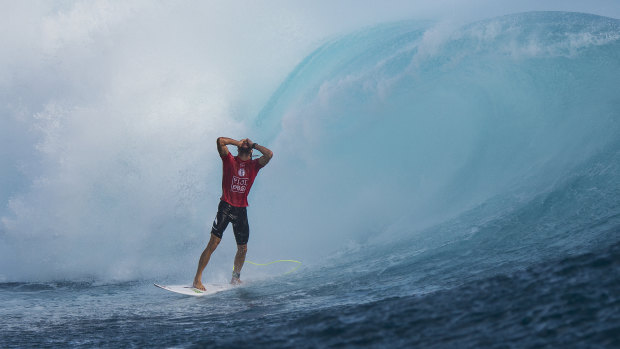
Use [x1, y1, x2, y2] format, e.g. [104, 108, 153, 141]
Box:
[154, 283, 233, 297]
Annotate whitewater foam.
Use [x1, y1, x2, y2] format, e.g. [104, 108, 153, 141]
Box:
[1, 12, 620, 284]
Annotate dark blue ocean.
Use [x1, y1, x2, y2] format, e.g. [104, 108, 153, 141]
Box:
[2, 11, 620, 348]
[3, 240, 620, 347]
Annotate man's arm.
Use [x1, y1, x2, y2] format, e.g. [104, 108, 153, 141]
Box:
[248, 140, 273, 167]
[216, 137, 241, 157]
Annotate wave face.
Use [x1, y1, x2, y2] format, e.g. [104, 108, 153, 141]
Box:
[253, 11, 620, 269]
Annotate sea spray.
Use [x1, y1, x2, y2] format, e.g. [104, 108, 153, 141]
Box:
[1, 12, 620, 283]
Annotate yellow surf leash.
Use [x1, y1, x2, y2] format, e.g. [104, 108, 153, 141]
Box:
[233, 259, 302, 275]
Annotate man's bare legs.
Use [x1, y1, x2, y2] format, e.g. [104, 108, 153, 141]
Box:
[231, 244, 247, 284]
[193, 234, 221, 291]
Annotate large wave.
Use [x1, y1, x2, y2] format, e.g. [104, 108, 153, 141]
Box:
[1, 11, 619, 283]
[252, 11, 620, 276]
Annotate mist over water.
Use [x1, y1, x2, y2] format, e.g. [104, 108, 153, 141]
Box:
[1, 2, 620, 289]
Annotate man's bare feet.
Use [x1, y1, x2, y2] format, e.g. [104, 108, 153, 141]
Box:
[193, 279, 206, 291]
[230, 277, 242, 285]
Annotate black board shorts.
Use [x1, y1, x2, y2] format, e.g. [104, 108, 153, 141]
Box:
[210, 200, 250, 245]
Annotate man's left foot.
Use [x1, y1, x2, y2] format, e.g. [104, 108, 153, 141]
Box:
[193, 280, 206, 291]
[230, 277, 242, 285]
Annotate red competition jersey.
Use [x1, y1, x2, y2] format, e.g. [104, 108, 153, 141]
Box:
[219, 152, 264, 207]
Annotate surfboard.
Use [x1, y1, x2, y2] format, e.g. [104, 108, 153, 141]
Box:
[153, 283, 233, 297]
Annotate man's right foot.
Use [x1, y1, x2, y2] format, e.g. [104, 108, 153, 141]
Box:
[193, 280, 206, 291]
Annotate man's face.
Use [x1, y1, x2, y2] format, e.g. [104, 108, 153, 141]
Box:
[238, 139, 251, 154]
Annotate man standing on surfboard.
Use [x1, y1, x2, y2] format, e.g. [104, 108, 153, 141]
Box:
[193, 137, 273, 291]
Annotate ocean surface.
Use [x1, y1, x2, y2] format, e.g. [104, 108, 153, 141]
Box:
[2, 11, 620, 348]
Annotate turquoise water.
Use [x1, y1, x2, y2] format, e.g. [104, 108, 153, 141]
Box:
[2, 11, 620, 348]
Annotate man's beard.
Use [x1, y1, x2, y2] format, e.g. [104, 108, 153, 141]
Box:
[238, 147, 251, 156]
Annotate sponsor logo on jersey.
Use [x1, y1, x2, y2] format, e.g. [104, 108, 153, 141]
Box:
[231, 176, 248, 193]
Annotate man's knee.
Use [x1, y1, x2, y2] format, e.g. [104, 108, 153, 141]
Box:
[207, 234, 221, 251]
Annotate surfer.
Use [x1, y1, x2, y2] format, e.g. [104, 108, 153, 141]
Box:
[193, 137, 273, 291]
